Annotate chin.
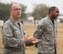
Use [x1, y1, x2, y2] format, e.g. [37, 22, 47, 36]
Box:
[54, 18, 57, 19]
[17, 16, 20, 18]
[53, 16, 57, 19]
[18, 15, 21, 18]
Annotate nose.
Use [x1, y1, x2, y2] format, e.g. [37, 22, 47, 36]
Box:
[17, 9, 20, 12]
[17, 9, 21, 13]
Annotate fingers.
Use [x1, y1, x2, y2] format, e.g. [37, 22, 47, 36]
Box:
[24, 35, 40, 44]
[32, 39, 40, 44]
[25, 35, 30, 39]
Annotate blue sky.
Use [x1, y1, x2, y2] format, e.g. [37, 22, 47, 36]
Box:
[0, 0, 63, 14]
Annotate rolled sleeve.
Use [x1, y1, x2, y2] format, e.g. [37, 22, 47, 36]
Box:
[33, 19, 45, 39]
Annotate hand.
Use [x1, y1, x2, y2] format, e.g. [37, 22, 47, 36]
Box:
[24, 35, 40, 44]
[32, 38, 40, 44]
[24, 35, 33, 42]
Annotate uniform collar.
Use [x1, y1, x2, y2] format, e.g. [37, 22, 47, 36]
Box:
[47, 16, 55, 26]
[9, 16, 21, 28]
[10, 16, 20, 24]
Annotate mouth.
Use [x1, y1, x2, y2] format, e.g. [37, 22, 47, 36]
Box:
[17, 13, 20, 16]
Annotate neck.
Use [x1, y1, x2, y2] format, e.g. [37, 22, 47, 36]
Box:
[48, 15, 54, 21]
[13, 17, 19, 22]
[11, 15, 19, 22]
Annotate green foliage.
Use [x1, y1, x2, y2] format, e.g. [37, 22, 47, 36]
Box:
[32, 4, 49, 20]
[0, 3, 10, 21]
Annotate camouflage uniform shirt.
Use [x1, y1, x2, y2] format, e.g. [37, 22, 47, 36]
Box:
[2, 17, 25, 54]
[34, 16, 57, 54]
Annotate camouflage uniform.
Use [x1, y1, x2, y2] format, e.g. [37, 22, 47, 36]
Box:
[34, 16, 57, 54]
[2, 17, 25, 54]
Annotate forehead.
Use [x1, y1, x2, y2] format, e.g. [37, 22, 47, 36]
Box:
[54, 8, 59, 11]
[11, 3, 22, 9]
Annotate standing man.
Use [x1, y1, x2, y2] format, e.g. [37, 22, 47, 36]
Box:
[2, 3, 26, 54]
[33, 6, 59, 54]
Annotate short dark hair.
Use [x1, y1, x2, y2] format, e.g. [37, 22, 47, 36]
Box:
[48, 6, 57, 14]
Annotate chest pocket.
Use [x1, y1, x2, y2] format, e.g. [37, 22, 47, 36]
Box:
[9, 24, 21, 38]
[14, 27, 22, 38]
[46, 24, 54, 33]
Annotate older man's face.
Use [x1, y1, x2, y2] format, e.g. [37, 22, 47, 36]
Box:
[10, 4, 22, 19]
